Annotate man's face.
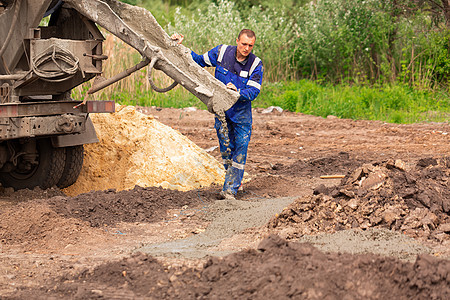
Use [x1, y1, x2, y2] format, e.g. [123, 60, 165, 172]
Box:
[236, 34, 256, 59]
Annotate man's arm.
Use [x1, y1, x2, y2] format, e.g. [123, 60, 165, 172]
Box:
[191, 45, 221, 68]
[239, 62, 263, 101]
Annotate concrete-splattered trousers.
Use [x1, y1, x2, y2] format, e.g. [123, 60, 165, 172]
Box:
[214, 116, 252, 195]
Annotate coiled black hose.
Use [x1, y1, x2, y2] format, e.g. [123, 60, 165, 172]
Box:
[147, 57, 178, 93]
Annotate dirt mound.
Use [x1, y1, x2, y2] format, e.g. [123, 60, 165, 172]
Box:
[0, 187, 90, 250]
[238, 152, 367, 199]
[269, 157, 450, 243]
[49, 185, 217, 227]
[15, 235, 450, 299]
[0, 185, 218, 249]
[0, 200, 104, 250]
[63, 106, 224, 196]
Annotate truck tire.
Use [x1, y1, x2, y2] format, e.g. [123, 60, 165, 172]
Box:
[0, 139, 65, 190]
[57, 145, 84, 189]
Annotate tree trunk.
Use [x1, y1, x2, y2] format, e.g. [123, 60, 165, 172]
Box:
[442, 0, 450, 28]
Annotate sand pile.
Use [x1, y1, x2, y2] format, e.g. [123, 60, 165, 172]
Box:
[63, 106, 224, 196]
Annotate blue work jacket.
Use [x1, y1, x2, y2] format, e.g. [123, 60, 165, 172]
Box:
[191, 45, 263, 124]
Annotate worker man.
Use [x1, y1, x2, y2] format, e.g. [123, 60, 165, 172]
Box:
[171, 29, 263, 200]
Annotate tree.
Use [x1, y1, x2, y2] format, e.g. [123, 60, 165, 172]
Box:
[420, 0, 450, 27]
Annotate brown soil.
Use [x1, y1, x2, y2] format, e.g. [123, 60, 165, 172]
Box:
[49, 186, 218, 227]
[11, 235, 450, 299]
[0, 107, 449, 299]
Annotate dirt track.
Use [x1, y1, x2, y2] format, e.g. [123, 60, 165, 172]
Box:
[0, 107, 449, 299]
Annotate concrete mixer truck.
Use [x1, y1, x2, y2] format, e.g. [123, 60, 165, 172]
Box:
[0, 0, 239, 190]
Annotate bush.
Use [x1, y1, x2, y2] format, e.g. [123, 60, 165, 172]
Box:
[166, 0, 297, 81]
[292, 0, 450, 88]
[282, 90, 298, 112]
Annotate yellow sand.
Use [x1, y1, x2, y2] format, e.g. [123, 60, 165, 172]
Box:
[63, 106, 224, 196]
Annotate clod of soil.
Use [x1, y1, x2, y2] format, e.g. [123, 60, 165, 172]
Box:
[63, 106, 224, 196]
[269, 157, 450, 245]
[15, 235, 450, 299]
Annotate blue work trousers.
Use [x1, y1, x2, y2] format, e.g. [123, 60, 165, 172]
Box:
[214, 116, 252, 195]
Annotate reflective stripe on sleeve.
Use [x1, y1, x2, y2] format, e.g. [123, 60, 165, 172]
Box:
[203, 52, 212, 66]
[218, 45, 228, 63]
[247, 80, 261, 90]
[249, 57, 261, 75]
[240, 70, 248, 77]
[232, 161, 245, 170]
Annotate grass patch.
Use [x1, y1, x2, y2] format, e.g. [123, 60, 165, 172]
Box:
[256, 80, 450, 124]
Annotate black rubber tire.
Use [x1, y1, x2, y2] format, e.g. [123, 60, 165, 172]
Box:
[57, 145, 84, 189]
[0, 139, 65, 190]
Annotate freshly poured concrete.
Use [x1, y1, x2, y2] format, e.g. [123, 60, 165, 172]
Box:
[137, 197, 295, 258]
[137, 197, 434, 262]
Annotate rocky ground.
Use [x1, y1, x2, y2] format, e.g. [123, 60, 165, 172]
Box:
[0, 107, 449, 299]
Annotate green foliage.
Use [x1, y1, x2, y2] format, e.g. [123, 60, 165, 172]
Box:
[102, 78, 449, 125]
[167, 0, 297, 81]
[39, 15, 50, 26]
[117, 0, 209, 26]
[215, 0, 307, 18]
[291, 0, 450, 88]
[282, 90, 298, 112]
[101, 0, 450, 125]
[118, 0, 450, 88]
[168, 0, 243, 49]
[108, 86, 207, 110]
[293, 0, 392, 82]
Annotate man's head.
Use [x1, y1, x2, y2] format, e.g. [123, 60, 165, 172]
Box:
[236, 29, 256, 61]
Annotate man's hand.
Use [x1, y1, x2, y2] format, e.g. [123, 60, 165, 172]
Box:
[226, 82, 237, 92]
[170, 33, 184, 45]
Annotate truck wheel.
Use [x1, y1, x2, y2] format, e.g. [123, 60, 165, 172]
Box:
[57, 145, 84, 189]
[0, 139, 66, 190]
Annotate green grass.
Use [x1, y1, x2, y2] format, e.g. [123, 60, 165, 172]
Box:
[109, 86, 207, 109]
[255, 80, 450, 124]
